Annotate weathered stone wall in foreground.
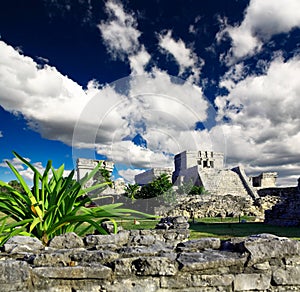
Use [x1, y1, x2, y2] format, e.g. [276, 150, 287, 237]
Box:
[1, 229, 300, 291]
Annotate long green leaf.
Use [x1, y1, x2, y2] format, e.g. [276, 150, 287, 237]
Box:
[12, 151, 42, 177]
[51, 164, 65, 183]
[33, 172, 40, 202]
[6, 161, 43, 221]
[78, 161, 104, 188]
[80, 181, 111, 196]
[30, 217, 42, 233]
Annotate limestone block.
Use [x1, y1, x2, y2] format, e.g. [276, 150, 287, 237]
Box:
[284, 256, 300, 266]
[178, 250, 247, 272]
[35, 286, 72, 292]
[85, 230, 129, 247]
[253, 261, 271, 270]
[32, 265, 112, 279]
[273, 266, 300, 285]
[132, 256, 178, 276]
[49, 232, 84, 249]
[160, 274, 193, 289]
[111, 257, 137, 276]
[71, 250, 119, 264]
[241, 234, 300, 264]
[33, 252, 72, 267]
[176, 238, 221, 252]
[101, 278, 160, 292]
[0, 260, 31, 285]
[192, 274, 234, 287]
[95, 243, 119, 251]
[117, 246, 163, 257]
[129, 234, 156, 246]
[234, 273, 270, 291]
[4, 235, 44, 253]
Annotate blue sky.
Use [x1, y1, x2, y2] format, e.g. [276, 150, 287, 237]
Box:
[0, 0, 300, 185]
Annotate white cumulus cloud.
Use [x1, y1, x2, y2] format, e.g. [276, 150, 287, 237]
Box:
[117, 168, 144, 184]
[1, 39, 218, 174]
[0, 40, 101, 146]
[98, 0, 141, 60]
[0, 156, 72, 182]
[218, 0, 300, 64]
[216, 55, 300, 185]
[158, 30, 203, 82]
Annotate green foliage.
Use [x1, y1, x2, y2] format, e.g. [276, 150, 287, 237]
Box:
[94, 167, 111, 184]
[0, 152, 149, 245]
[0, 180, 25, 194]
[177, 180, 194, 195]
[124, 183, 140, 200]
[189, 185, 206, 195]
[136, 173, 172, 199]
[177, 180, 206, 195]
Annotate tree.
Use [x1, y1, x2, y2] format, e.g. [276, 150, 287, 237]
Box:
[136, 173, 173, 199]
[124, 183, 140, 201]
[0, 180, 24, 194]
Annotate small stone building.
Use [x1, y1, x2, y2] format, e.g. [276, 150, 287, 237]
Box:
[76, 158, 114, 188]
[251, 172, 278, 188]
[135, 167, 173, 186]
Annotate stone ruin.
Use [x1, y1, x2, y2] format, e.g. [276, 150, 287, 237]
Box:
[76, 158, 125, 197]
[76, 155, 300, 225]
[135, 167, 173, 186]
[2, 217, 300, 291]
[265, 178, 300, 226]
[76, 158, 114, 187]
[171, 150, 277, 199]
[135, 150, 277, 200]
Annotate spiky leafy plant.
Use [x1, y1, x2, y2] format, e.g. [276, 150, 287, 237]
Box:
[0, 152, 150, 245]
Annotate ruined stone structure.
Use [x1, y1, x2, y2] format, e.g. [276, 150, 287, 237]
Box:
[171, 150, 276, 199]
[251, 172, 278, 188]
[264, 178, 300, 226]
[135, 167, 173, 186]
[134, 150, 277, 201]
[76, 158, 114, 187]
[2, 230, 300, 291]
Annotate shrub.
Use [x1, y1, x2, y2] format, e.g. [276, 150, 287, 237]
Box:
[0, 152, 149, 245]
[136, 173, 172, 199]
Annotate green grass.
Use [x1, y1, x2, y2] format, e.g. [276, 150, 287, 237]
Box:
[118, 217, 300, 241]
[189, 221, 300, 240]
[2, 212, 300, 241]
[118, 218, 158, 230]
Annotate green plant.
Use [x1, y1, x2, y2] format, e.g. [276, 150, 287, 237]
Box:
[0, 152, 149, 245]
[189, 185, 206, 195]
[177, 180, 206, 195]
[137, 173, 172, 199]
[124, 183, 140, 201]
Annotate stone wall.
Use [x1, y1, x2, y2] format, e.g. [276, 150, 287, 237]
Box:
[264, 186, 300, 226]
[2, 229, 300, 291]
[135, 168, 173, 186]
[155, 193, 280, 220]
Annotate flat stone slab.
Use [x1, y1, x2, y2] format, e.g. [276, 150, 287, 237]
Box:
[33, 265, 112, 279]
[234, 273, 271, 291]
[178, 250, 247, 271]
[176, 238, 221, 252]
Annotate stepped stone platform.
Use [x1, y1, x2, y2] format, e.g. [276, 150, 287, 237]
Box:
[1, 218, 300, 291]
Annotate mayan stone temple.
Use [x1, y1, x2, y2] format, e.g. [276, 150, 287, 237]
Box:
[135, 150, 277, 199]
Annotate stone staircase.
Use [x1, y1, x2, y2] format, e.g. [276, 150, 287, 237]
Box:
[199, 169, 250, 196]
